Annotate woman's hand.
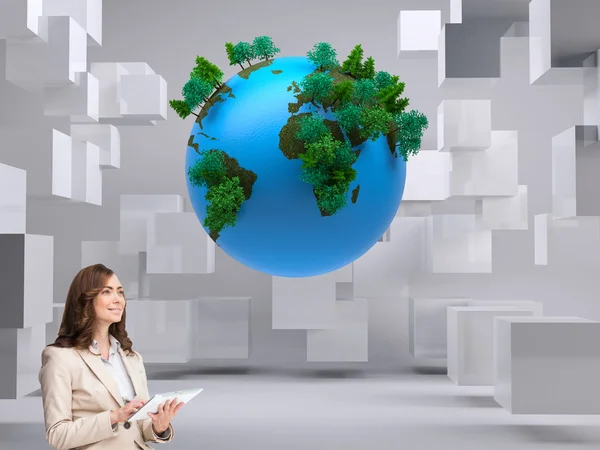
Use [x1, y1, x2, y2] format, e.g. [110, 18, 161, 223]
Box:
[148, 398, 184, 434]
[110, 400, 146, 425]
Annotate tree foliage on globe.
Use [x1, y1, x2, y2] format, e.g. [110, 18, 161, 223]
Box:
[169, 37, 429, 277]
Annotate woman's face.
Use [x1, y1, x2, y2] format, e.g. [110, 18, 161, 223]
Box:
[93, 274, 125, 327]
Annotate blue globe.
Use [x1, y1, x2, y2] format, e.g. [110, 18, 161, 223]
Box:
[186, 56, 406, 277]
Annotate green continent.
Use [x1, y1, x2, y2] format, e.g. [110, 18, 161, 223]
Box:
[351, 185, 360, 203]
[238, 60, 274, 80]
[194, 84, 234, 129]
[187, 148, 257, 241]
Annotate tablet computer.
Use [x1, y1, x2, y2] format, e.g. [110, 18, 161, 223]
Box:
[126, 387, 203, 422]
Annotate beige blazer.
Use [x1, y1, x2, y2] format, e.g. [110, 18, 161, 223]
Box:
[39, 345, 175, 450]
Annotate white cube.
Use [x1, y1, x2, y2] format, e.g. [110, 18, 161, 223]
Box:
[307, 298, 368, 362]
[437, 99, 492, 151]
[481, 185, 528, 230]
[118, 195, 184, 255]
[120, 74, 168, 120]
[70, 140, 102, 205]
[42, 0, 102, 46]
[146, 212, 215, 274]
[44, 72, 99, 122]
[398, 10, 441, 54]
[552, 125, 600, 219]
[0, 234, 54, 329]
[408, 297, 470, 358]
[447, 306, 534, 385]
[125, 299, 193, 363]
[425, 214, 492, 273]
[468, 300, 543, 316]
[450, 130, 519, 197]
[0, 324, 47, 398]
[494, 316, 600, 414]
[0, 163, 26, 234]
[191, 297, 251, 359]
[70, 123, 121, 169]
[403, 150, 451, 201]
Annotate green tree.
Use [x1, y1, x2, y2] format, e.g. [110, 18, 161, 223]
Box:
[341, 44, 364, 78]
[329, 80, 354, 105]
[190, 56, 224, 89]
[389, 109, 429, 160]
[361, 56, 376, 79]
[352, 79, 378, 106]
[169, 99, 197, 119]
[225, 42, 241, 68]
[296, 113, 329, 144]
[203, 176, 246, 237]
[307, 42, 339, 70]
[252, 36, 280, 60]
[334, 103, 362, 133]
[377, 80, 409, 114]
[233, 41, 255, 66]
[187, 149, 227, 188]
[300, 72, 333, 104]
[374, 70, 393, 90]
[299, 133, 338, 169]
[359, 105, 393, 141]
[182, 77, 214, 112]
[315, 183, 348, 216]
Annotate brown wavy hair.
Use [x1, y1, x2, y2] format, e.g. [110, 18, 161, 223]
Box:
[48, 263, 136, 356]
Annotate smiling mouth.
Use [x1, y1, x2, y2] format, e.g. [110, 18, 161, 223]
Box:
[108, 309, 122, 313]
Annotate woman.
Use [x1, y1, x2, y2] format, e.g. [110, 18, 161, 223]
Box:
[39, 264, 184, 449]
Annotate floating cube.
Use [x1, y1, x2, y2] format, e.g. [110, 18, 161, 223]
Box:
[146, 212, 215, 274]
[0, 324, 46, 398]
[437, 100, 492, 151]
[0, 0, 46, 40]
[534, 214, 600, 267]
[402, 150, 451, 201]
[191, 297, 251, 359]
[494, 316, 600, 414]
[118, 194, 184, 255]
[120, 74, 168, 120]
[447, 306, 534, 385]
[50, 129, 74, 200]
[438, 23, 505, 88]
[0, 163, 26, 234]
[583, 51, 600, 127]
[307, 298, 368, 362]
[409, 297, 470, 358]
[271, 263, 352, 329]
[70, 140, 102, 205]
[450, 130, 519, 197]
[90, 62, 165, 126]
[552, 125, 600, 219]
[0, 234, 54, 329]
[70, 123, 120, 169]
[272, 272, 342, 329]
[468, 300, 543, 316]
[425, 214, 492, 273]
[398, 10, 441, 56]
[529, 0, 596, 85]
[125, 299, 193, 363]
[42, 0, 102, 46]
[43, 72, 99, 122]
[481, 185, 528, 230]
[354, 217, 426, 297]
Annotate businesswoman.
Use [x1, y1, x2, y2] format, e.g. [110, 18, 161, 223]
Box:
[39, 264, 184, 449]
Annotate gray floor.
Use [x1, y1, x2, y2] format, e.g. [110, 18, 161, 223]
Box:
[2, 370, 600, 450]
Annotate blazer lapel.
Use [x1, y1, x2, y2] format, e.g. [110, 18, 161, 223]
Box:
[118, 347, 143, 398]
[76, 348, 125, 407]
